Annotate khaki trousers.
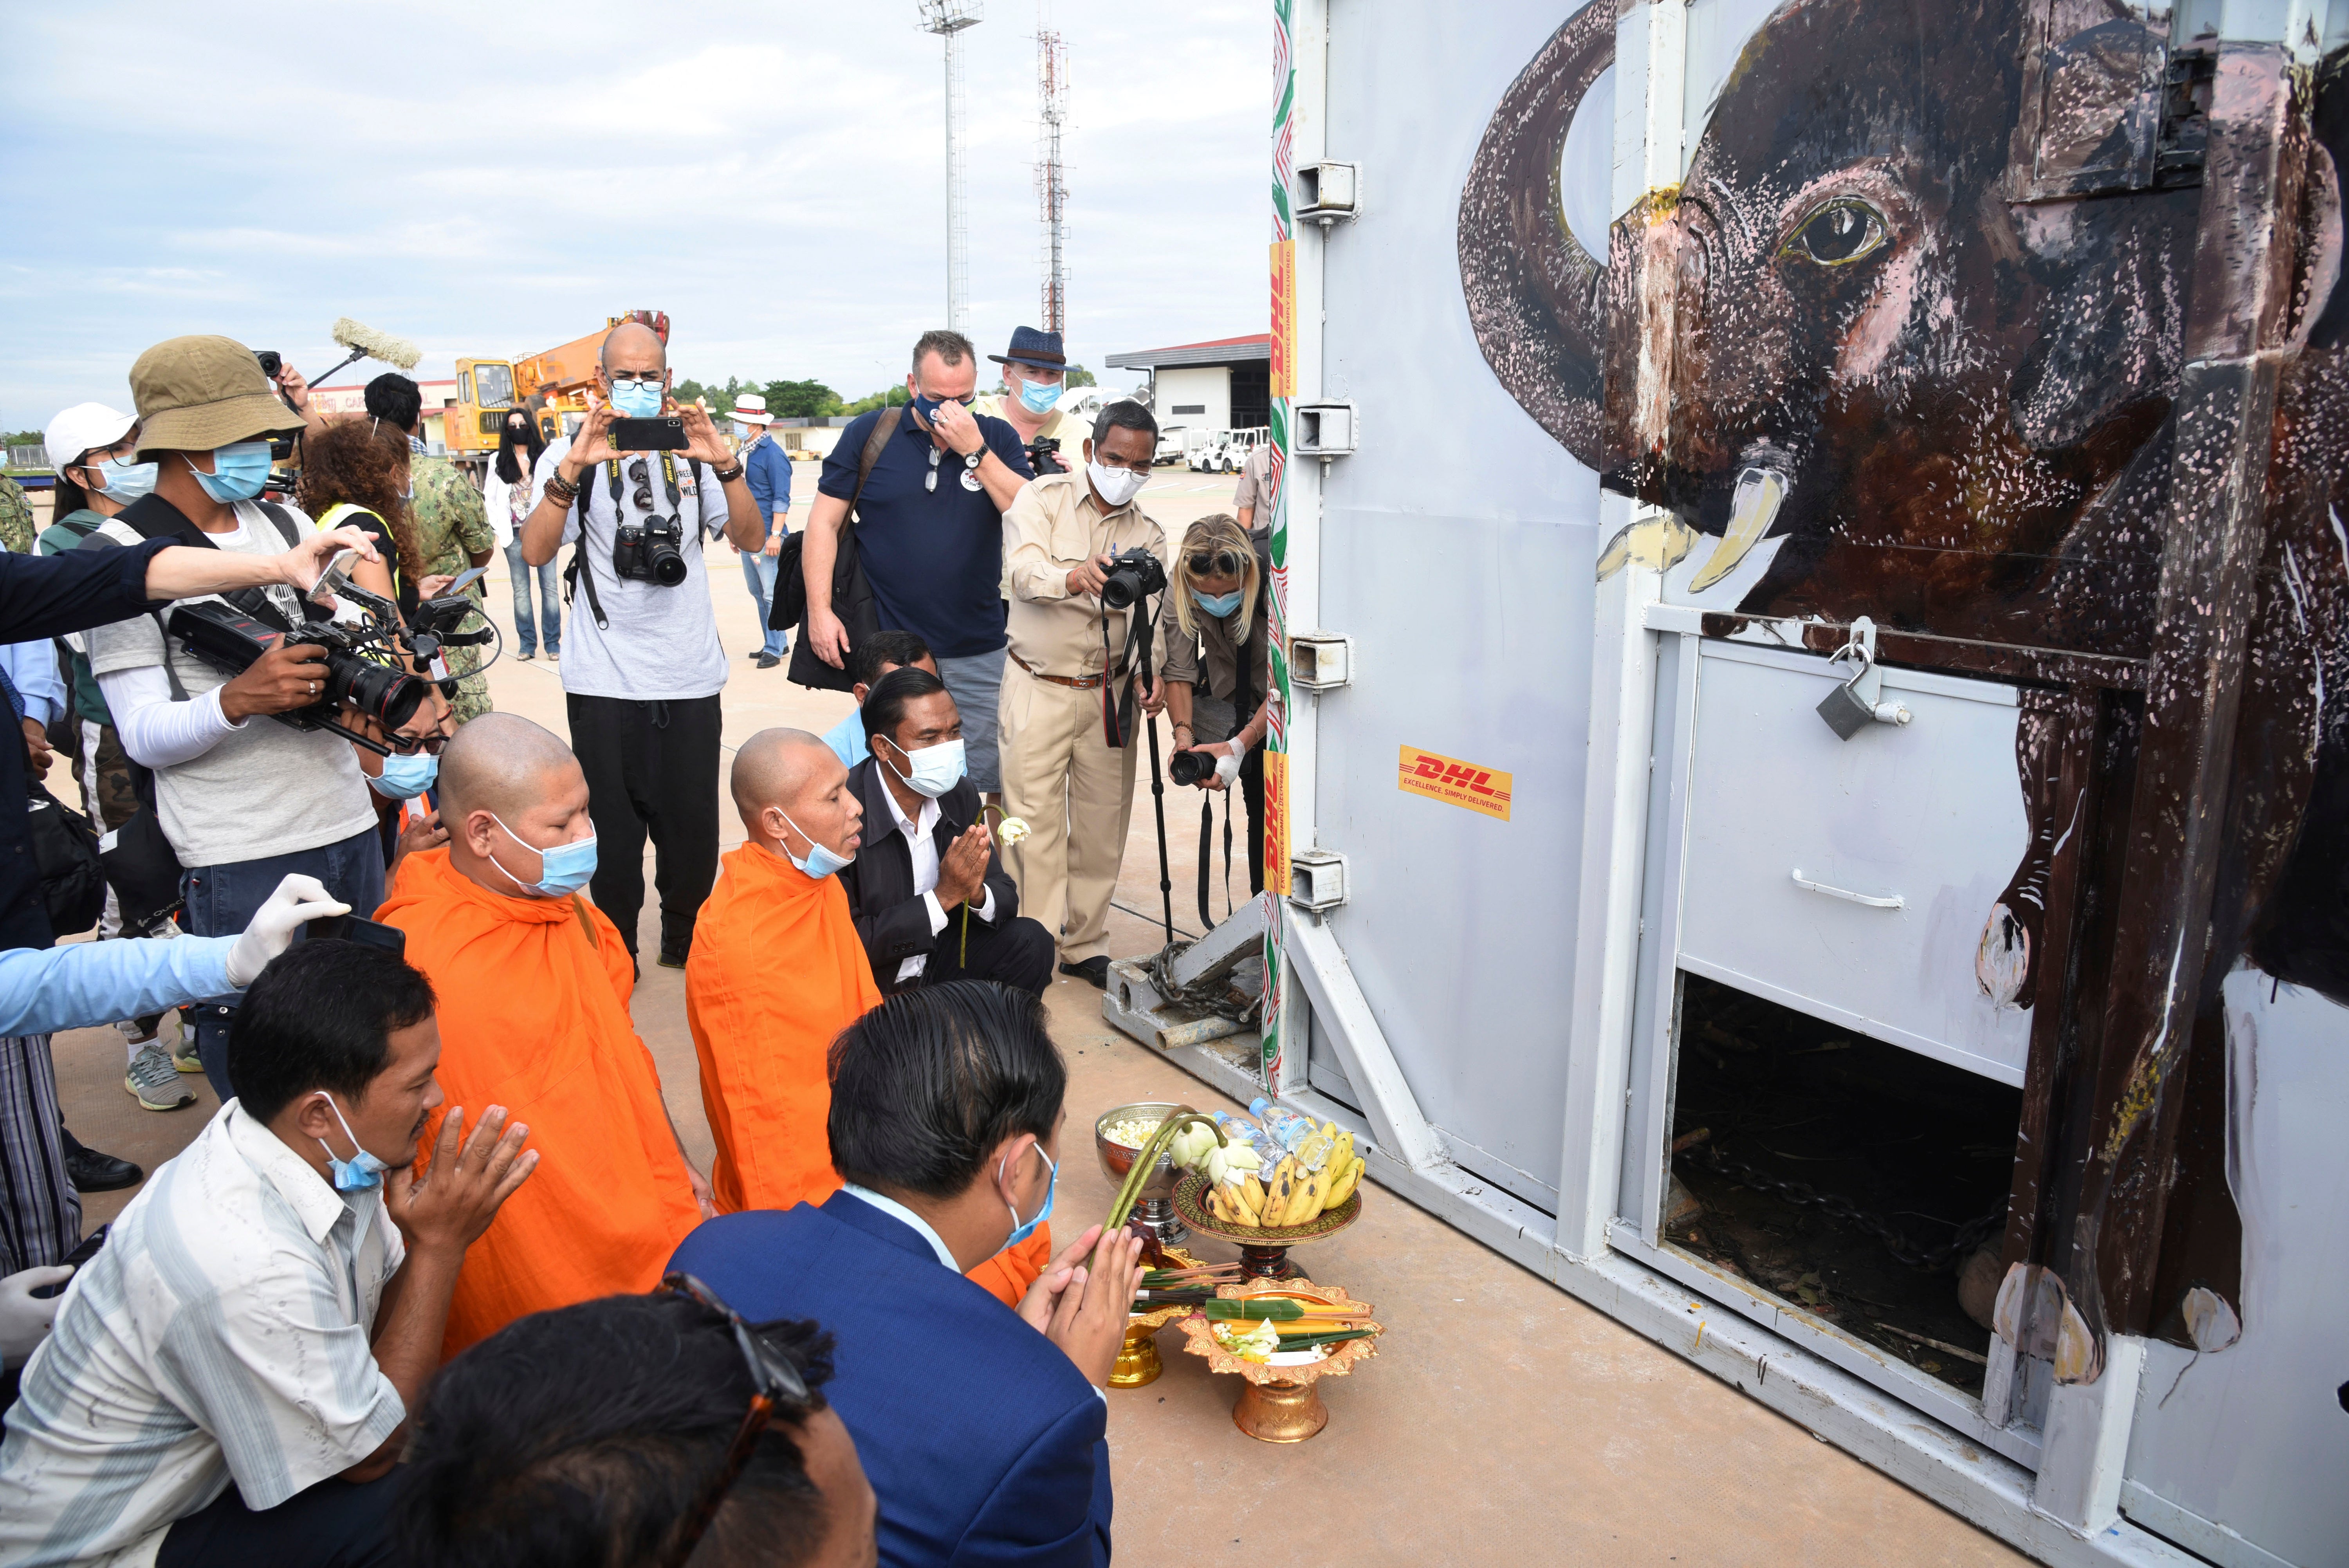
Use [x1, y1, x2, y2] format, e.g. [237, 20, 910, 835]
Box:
[998, 664, 1140, 963]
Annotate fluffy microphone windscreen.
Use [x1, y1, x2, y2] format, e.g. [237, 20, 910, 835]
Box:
[330, 317, 421, 371]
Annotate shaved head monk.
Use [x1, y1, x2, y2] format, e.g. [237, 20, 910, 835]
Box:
[686, 728, 880, 1220]
[689, 727, 1057, 1306]
[377, 713, 712, 1357]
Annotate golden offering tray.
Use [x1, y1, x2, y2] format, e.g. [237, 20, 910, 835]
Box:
[1112, 1244, 1210, 1389]
[1176, 1278, 1382, 1442]
[1171, 1170, 1361, 1279]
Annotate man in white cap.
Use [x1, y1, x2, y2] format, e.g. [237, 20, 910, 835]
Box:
[38, 402, 195, 1113]
[732, 393, 792, 669]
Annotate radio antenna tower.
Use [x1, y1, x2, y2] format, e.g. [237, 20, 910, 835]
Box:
[918, 0, 983, 332]
[1034, 18, 1069, 334]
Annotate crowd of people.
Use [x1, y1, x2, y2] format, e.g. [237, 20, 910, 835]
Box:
[0, 315, 1277, 1565]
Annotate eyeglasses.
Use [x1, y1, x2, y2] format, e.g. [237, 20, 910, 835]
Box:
[1186, 550, 1243, 577]
[653, 1273, 812, 1568]
[610, 372, 664, 390]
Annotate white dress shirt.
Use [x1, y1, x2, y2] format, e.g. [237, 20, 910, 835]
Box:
[884, 781, 995, 984]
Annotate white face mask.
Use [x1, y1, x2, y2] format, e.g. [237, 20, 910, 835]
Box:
[1088, 460, 1148, 508]
[880, 737, 967, 799]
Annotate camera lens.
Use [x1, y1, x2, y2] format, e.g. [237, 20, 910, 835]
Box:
[327, 653, 426, 732]
[649, 543, 688, 586]
[1168, 748, 1211, 786]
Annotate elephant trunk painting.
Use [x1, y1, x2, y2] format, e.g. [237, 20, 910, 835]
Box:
[1461, 0, 2349, 1372]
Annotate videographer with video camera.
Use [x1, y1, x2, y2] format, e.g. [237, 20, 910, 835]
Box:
[997, 399, 1168, 988]
[516, 319, 763, 968]
[81, 336, 406, 1100]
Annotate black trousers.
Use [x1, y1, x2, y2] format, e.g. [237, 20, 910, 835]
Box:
[903, 913, 1057, 997]
[158, 1473, 402, 1568]
[567, 692, 723, 960]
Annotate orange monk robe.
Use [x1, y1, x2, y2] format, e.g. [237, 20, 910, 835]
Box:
[687, 842, 1052, 1303]
[686, 842, 884, 1215]
[379, 848, 705, 1358]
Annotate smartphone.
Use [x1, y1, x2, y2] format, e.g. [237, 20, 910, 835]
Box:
[309, 547, 360, 606]
[610, 416, 688, 451]
[443, 566, 488, 595]
[309, 912, 408, 956]
[34, 1225, 108, 1297]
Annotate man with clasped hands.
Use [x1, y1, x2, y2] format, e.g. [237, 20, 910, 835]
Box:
[516, 321, 765, 969]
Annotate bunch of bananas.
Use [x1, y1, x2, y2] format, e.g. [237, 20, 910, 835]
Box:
[1203, 1124, 1366, 1230]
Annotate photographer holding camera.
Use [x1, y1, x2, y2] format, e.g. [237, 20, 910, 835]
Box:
[997, 400, 1167, 987]
[1158, 514, 1272, 902]
[81, 336, 411, 1101]
[517, 320, 763, 968]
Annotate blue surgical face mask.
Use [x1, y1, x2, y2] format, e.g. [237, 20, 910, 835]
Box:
[1016, 375, 1063, 415]
[488, 812, 598, 899]
[909, 390, 973, 424]
[608, 377, 664, 419]
[369, 750, 438, 800]
[774, 807, 853, 879]
[188, 442, 273, 504]
[315, 1092, 391, 1193]
[94, 455, 159, 502]
[1191, 588, 1243, 619]
[1001, 1140, 1057, 1252]
[879, 737, 966, 800]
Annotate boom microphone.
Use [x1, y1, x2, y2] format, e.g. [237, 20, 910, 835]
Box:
[304, 317, 423, 389]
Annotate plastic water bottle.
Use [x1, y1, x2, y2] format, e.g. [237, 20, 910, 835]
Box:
[1248, 1097, 1335, 1172]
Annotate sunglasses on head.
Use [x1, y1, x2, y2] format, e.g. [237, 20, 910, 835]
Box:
[1186, 549, 1243, 577]
[652, 1274, 812, 1568]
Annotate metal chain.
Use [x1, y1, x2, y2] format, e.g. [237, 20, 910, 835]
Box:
[1679, 1144, 2006, 1273]
[1143, 940, 1261, 1026]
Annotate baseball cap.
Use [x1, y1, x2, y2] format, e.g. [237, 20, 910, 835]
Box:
[129, 335, 308, 461]
[44, 402, 137, 476]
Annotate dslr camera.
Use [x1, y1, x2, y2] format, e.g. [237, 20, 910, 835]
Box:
[1025, 434, 1066, 475]
[1099, 545, 1167, 610]
[1168, 745, 1216, 787]
[614, 513, 689, 587]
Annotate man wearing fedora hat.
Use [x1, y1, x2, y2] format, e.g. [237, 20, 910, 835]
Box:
[731, 394, 792, 669]
[974, 327, 1078, 477]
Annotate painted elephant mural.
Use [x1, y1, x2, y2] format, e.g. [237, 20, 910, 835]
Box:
[1460, 0, 2349, 1360]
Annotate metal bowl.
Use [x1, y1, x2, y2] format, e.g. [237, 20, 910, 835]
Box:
[1096, 1102, 1189, 1245]
[1095, 1101, 1184, 1193]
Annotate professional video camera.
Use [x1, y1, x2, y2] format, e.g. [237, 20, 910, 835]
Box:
[1025, 434, 1066, 475]
[614, 513, 689, 586]
[168, 591, 425, 756]
[1099, 545, 1167, 610]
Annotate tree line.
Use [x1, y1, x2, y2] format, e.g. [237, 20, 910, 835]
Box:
[675, 366, 1097, 422]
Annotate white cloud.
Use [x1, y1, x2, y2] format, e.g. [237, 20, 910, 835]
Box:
[0, 0, 1268, 429]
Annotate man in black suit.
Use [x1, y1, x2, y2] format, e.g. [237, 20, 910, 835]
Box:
[840, 668, 1055, 996]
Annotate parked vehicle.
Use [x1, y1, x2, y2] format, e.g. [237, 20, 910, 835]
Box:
[1189, 426, 1267, 473]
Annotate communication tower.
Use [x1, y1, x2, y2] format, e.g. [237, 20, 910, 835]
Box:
[1035, 22, 1070, 334]
[918, 0, 983, 332]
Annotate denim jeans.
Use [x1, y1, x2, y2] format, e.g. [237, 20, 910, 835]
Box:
[180, 828, 386, 1101]
[505, 537, 561, 657]
[738, 547, 788, 658]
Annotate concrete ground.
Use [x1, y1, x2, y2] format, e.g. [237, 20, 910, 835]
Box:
[43, 463, 2027, 1565]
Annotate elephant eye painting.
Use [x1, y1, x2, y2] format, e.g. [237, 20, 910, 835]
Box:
[1459, 0, 2348, 1410]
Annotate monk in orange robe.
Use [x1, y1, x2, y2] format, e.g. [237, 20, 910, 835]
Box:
[691, 729, 1052, 1304]
[379, 713, 711, 1357]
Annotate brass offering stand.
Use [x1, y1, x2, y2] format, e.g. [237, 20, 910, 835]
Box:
[1176, 1279, 1382, 1442]
[1112, 1244, 1211, 1389]
[1171, 1170, 1360, 1279]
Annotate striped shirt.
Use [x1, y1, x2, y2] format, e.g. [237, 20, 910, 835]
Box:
[0, 1101, 406, 1568]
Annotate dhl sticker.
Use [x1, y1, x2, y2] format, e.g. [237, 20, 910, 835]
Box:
[1397, 746, 1513, 821]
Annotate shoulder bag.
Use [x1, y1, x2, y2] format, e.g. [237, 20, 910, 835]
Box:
[780, 410, 898, 693]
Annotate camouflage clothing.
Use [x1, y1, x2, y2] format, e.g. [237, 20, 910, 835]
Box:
[409, 454, 498, 722]
[0, 476, 36, 556]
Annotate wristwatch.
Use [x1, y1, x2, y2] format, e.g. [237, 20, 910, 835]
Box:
[963, 450, 982, 470]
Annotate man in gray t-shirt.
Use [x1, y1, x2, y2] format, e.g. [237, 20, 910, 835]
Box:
[84, 335, 397, 1098]
[514, 319, 764, 966]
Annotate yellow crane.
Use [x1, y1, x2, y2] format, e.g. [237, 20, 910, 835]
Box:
[445, 309, 669, 464]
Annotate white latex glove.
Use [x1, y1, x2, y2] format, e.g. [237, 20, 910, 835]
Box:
[225, 874, 353, 988]
[1, 1266, 73, 1365]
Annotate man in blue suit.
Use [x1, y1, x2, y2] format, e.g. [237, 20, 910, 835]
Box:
[669, 980, 1143, 1568]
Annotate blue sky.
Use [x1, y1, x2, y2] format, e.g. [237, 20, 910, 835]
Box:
[0, 0, 1268, 431]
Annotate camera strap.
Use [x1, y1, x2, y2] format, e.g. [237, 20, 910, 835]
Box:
[567, 449, 693, 631]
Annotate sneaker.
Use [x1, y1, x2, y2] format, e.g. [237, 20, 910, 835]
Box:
[518, 650, 536, 661]
[171, 1036, 204, 1074]
[128, 1041, 197, 1111]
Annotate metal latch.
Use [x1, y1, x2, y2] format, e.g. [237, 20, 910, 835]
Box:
[1815, 617, 1912, 740]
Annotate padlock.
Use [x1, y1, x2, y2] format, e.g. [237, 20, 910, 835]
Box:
[1815, 638, 1912, 740]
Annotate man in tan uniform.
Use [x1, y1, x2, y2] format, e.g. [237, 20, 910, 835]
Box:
[997, 401, 1167, 987]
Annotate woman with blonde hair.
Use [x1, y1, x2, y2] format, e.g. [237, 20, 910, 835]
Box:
[1155, 512, 1272, 897]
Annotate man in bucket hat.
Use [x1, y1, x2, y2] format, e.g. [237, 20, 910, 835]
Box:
[83, 335, 414, 1102]
[731, 393, 792, 669]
